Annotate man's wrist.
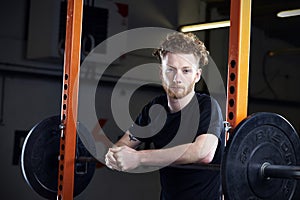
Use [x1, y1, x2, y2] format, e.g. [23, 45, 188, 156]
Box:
[137, 150, 148, 166]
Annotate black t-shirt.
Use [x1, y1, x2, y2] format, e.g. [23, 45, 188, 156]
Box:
[129, 93, 225, 200]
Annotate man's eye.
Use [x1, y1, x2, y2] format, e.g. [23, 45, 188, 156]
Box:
[183, 69, 192, 73]
[166, 68, 174, 72]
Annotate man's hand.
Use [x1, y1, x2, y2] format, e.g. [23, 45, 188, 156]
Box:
[105, 149, 119, 170]
[105, 146, 141, 172]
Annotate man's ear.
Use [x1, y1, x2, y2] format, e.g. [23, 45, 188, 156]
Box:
[195, 68, 202, 82]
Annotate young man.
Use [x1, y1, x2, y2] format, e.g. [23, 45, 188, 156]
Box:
[105, 32, 225, 200]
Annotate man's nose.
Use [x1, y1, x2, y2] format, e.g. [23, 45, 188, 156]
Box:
[173, 71, 183, 83]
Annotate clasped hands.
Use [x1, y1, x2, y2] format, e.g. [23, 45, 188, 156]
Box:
[105, 146, 141, 172]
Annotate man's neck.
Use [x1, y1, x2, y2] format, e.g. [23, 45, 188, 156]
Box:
[167, 91, 195, 113]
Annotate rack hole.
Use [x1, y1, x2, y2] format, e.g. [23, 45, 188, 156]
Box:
[229, 112, 234, 120]
[229, 99, 234, 107]
[230, 73, 235, 81]
[230, 60, 236, 68]
[230, 86, 235, 94]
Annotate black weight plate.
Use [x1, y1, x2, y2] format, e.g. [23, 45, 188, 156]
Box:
[222, 112, 300, 200]
[21, 116, 96, 199]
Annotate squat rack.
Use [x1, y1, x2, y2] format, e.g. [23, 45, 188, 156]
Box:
[57, 0, 83, 199]
[57, 0, 252, 199]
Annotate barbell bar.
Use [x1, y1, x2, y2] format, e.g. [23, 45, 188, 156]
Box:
[261, 163, 300, 180]
[166, 163, 300, 181]
[21, 112, 300, 199]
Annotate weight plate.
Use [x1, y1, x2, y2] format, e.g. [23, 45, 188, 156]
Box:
[222, 112, 300, 200]
[21, 116, 96, 199]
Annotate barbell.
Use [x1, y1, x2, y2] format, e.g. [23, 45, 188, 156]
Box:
[20, 112, 300, 199]
[20, 116, 96, 199]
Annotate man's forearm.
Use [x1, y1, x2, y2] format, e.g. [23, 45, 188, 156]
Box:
[138, 143, 201, 167]
[138, 134, 218, 167]
[106, 134, 218, 171]
[114, 131, 141, 148]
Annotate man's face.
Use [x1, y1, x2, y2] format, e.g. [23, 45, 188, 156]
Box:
[161, 52, 201, 99]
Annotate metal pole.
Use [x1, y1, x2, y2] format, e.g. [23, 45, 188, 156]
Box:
[57, 0, 83, 199]
[172, 163, 300, 180]
[226, 0, 252, 132]
[262, 163, 300, 180]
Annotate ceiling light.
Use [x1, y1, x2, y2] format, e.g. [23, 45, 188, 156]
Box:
[180, 20, 230, 32]
[277, 9, 300, 18]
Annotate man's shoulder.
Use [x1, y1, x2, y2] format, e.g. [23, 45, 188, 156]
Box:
[140, 94, 168, 112]
[194, 93, 222, 114]
[194, 92, 212, 103]
[195, 92, 209, 99]
[195, 93, 219, 104]
[149, 94, 168, 105]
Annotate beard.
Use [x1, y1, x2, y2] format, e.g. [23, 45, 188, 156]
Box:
[162, 82, 195, 99]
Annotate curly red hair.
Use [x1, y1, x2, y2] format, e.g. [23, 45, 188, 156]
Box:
[153, 32, 209, 68]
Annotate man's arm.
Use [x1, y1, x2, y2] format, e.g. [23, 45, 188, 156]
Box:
[108, 133, 219, 172]
[113, 130, 142, 148]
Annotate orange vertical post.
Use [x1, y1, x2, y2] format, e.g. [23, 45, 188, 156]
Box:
[57, 0, 83, 199]
[226, 0, 252, 131]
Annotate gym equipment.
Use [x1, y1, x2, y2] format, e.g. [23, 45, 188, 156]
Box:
[222, 112, 300, 200]
[36, 0, 252, 197]
[21, 116, 96, 199]
[21, 112, 300, 199]
[173, 112, 300, 199]
[20, 0, 298, 198]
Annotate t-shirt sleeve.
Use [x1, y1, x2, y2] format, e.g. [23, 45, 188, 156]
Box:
[128, 101, 152, 143]
[197, 96, 224, 139]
